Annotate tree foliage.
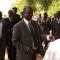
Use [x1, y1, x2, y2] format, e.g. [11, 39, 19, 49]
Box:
[48, 0, 60, 16]
[39, 0, 53, 11]
[11, 0, 60, 16]
[11, 0, 42, 15]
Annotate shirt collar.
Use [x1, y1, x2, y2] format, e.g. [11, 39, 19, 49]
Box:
[23, 18, 30, 25]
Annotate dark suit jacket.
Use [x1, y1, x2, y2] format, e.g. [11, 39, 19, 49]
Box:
[4, 18, 13, 46]
[4, 17, 16, 60]
[0, 20, 8, 60]
[12, 14, 21, 26]
[31, 20, 45, 56]
[12, 20, 45, 60]
[52, 19, 60, 39]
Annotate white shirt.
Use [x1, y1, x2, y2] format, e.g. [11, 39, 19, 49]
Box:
[43, 39, 60, 60]
[0, 21, 2, 38]
[23, 18, 30, 30]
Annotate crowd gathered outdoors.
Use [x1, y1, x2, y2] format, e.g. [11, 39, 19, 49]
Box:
[0, 6, 60, 60]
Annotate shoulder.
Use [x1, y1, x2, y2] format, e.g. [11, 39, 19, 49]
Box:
[16, 14, 20, 17]
[48, 39, 60, 51]
[4, 18, 9, 22]
[13, 20, 23, 28]
[2, 19, 8, 24]
[2, 19, 9, 28]
[31, 20, 38, 25]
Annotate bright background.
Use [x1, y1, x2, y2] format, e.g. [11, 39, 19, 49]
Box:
[0, 0, 14, 16]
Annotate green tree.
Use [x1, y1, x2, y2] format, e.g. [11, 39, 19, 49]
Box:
[39, 0, 53, 11]
[11, 0, 42, 15]
[11, 0, 60, 16]
[48, 0, 60, 16]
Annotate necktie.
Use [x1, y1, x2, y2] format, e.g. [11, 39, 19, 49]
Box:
[29, 22, 38, 49]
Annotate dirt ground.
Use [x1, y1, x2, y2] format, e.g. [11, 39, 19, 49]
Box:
[5, 48, 43, 60]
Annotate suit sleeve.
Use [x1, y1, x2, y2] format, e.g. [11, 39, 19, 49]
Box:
[12, 24, 21, 49]
[36, 23, 45, 57]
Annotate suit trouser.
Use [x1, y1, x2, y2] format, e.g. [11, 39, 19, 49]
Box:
[0, 49, 5, 60]
[0, 39, 5, 60]
[7, 44, 16, 60]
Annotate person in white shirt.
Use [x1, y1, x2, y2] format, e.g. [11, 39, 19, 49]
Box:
[43, 29, 60, 60]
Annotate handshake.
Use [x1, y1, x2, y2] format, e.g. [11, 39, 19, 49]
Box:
[47, 35, 54, 41]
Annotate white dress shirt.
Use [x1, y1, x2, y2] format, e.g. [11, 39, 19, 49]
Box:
[43, 39, 60, 60]
[0, 21, 2, 38]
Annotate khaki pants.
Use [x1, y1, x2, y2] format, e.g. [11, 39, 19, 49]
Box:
[36, 54, 43, 60]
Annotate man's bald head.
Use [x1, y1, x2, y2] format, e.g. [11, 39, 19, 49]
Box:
[23, 6, 33, 13]
[23, 6, 33, 21]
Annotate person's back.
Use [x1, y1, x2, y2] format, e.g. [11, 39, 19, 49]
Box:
[43, 23, 60, 60]
[43, 39, 60, 60]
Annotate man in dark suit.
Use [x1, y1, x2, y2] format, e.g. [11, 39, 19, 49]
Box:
[5, 10, 16, 60]
[52, 11, 60, 39]
[12, 6, 45, 60]
[37, 12, 53, 51]
[0, 11, 8, 60]
[12, 7, 21, 26]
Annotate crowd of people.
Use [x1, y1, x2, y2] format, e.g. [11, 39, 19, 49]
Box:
[0, 6, 60, 60]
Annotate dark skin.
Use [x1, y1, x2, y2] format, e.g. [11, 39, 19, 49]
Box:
[23, 6, 33, 21]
